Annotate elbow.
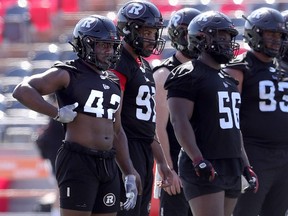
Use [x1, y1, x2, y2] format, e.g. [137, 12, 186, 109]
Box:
[12, 84, 21, 100]
[12, 84, 28, 102]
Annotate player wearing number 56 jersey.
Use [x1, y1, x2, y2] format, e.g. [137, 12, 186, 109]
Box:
[165, 11, 255, 216]
[225, 7, 288, 216]
[12, 15, 140, 216]
[114, 1, 173, 216]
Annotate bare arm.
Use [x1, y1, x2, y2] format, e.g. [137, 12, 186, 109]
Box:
[153, 66, 182, 194]
[151, 138, 173, 188]
[153, 67, 173, 168]
[167, 97, 202, 162]
[114, 91, 142, 194]
[12, 67, 70, 118]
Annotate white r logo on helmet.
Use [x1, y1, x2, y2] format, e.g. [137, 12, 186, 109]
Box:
[128, 4, 143, 15]
[81, 18, 96, 28]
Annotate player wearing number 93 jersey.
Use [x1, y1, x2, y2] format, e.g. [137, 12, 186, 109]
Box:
[225, 7, 288, 216]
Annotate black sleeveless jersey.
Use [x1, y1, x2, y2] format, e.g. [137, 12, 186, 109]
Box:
[226, 51, 288, 148]
[153, 55, 182, 171]
[165, 60, 242, 159]
[53, 59, 121, 122]
[114, 48, 156, 140]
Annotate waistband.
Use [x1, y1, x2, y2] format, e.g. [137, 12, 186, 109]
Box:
[63, 141, 116, 159]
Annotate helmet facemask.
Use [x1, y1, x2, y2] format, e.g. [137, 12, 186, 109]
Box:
[207, 30, 240, 64]
[82, 36, 122, 70]
[191, 28, 239, 64]
[243, 7, 288, 58]
[245, 27, 287, 58]
[124, 22, 165, 57]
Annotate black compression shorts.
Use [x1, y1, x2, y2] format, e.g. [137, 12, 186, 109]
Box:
[55, 141, 120, 213]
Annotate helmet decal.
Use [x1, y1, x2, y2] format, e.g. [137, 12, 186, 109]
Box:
[125, 3, 146, 19]
[76, 17, 98, 32]
[168, 8, 201, 58]
[250, 9, 266, 20]
[170, 13, 184, 28]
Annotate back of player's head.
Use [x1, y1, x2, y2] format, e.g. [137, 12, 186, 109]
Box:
[188, 11, 239, 64]
[117, 0, 166, 57]
[167, 7, 201, 58]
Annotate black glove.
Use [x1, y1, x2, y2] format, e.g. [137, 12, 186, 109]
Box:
[243, 166, 258, 193]
[193, 159, 216, 182]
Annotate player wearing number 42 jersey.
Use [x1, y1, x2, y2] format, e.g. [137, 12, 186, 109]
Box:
[12, 15, 140, 216]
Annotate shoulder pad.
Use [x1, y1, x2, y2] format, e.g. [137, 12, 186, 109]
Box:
[153, 56, 173, 72]
[53, 60, 77, 71]
[226, 52, 249, 72]
[170, 61, 193, 79]
[106, 70, 121, 89]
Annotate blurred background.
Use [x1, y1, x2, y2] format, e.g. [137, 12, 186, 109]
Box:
[0, 0, 287, 215]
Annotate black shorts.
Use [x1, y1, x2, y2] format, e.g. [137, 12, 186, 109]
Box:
[117, 139, 154, 216]
[160, 188, 192, 216]
[179, 150, 242, 201]
[55, 141, 120, 213]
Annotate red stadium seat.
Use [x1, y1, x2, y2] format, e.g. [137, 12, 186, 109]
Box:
[29, 5, 51, 32]
[28, 0, 58, 14]
[0, 178, 10, 212]
[61, 0, 78, 12]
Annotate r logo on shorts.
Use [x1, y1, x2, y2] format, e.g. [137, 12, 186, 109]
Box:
[103, 193, 116, 207]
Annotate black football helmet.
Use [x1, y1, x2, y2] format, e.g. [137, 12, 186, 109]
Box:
[281, 10, 288, 62]
[168, 8, 201, 59]
[188, 11, 240, 64]
[70, 15, 122, 70]
[117, 0, 165, 57]
[244, 7, 287, 58]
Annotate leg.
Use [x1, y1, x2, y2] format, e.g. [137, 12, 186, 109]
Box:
[189, 191, 225, 216]
[117, 140, 153, 216]
[260, 164, 288, 216]
[233, 168, 273, 216]
[62, 209, 117, 216]
[224, 197, 237, 216]
[92, 213, 116, 216]
[61, 208, 91, 216]
[159, 188, 191, 216]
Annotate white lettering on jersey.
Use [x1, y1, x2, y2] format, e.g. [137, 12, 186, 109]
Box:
[136, 85, 156, 122]
[259, 80, 288, 112]
[84, 90, 120, 120]
[218, 91, 241, 129]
